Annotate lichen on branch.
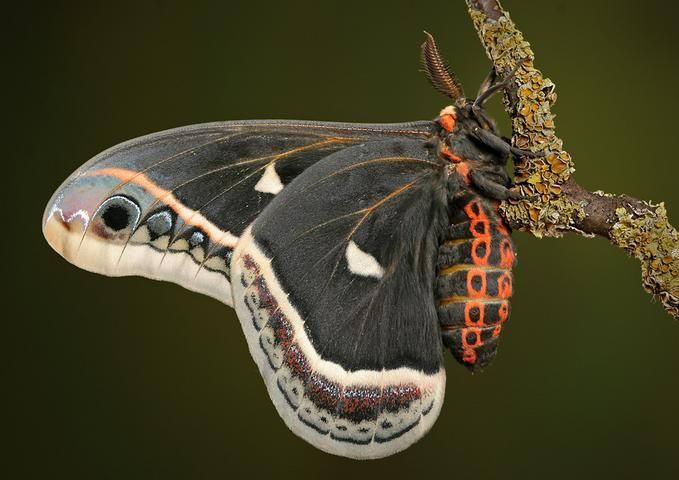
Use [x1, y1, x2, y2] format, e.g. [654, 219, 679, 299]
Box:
[465, 0, 679, 319]
[467, 3, 578, 238]
[611, 204, 679, 318]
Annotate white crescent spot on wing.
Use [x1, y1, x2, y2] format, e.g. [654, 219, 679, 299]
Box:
[346, 241, 384, 279]
[230, 228, 445, 459]
[254, 162, 284, 195]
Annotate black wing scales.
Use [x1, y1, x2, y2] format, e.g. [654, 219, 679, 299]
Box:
[42, 120, 433, 306]
[231, 137, 450, 459]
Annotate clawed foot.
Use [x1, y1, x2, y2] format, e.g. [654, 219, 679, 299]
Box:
[473, 62, 524, 108]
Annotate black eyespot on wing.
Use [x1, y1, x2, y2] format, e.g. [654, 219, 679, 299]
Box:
[102, 204, 129, 230]
[97, 195, 140, 234]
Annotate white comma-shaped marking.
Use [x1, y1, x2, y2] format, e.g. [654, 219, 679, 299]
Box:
[345, 241, 384, 279]
[255, 163, 284, 195]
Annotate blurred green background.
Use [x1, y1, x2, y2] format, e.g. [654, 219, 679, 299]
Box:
[6, 1, 679, 478]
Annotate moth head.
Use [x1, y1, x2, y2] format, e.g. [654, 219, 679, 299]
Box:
[422, 33, 510, 164]
[437, 104, 509, 171]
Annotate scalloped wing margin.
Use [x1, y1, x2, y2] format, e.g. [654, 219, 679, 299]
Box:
[231, 138, 449, 458]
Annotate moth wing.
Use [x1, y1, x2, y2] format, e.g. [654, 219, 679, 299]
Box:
[43, 120, 434, 306]
[231, 137, 449, 459]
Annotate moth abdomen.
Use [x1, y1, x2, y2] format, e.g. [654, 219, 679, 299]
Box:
[436, 195, 516, 372]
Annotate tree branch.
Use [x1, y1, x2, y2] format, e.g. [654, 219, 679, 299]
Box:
[465, 0, 679, 319]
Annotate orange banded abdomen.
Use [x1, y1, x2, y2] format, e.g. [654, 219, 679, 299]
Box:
[436, 196, 516, 372]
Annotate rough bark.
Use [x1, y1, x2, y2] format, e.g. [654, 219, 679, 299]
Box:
[465, 0, 679, 319]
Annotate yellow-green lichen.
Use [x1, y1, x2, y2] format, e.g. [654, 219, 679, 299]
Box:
[610, 204, 679, 319]
[468, 6, 580, 237]
[467, 1, 678, 319]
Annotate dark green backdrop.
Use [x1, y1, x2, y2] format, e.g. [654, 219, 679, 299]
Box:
[7, 1, 679, 478]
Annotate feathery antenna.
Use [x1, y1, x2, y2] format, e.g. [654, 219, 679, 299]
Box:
[421, 32, 465, 101]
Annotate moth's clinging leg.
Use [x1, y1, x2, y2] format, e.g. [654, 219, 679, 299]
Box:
[476, 68, 498, 102]
[473, 127, 544, 159]
[469, 170, 520, 201]
[473, 62, 522, 108]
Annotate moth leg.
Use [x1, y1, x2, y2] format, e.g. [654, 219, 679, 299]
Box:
[446, 171, 472, 202]
[473, 62, 522, 108]
[473, 127, 545, 158]
[475, 68, 497, 102]
[469, 170, 521, 201]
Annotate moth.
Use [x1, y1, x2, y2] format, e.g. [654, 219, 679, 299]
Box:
[43, 34, 536, 459]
